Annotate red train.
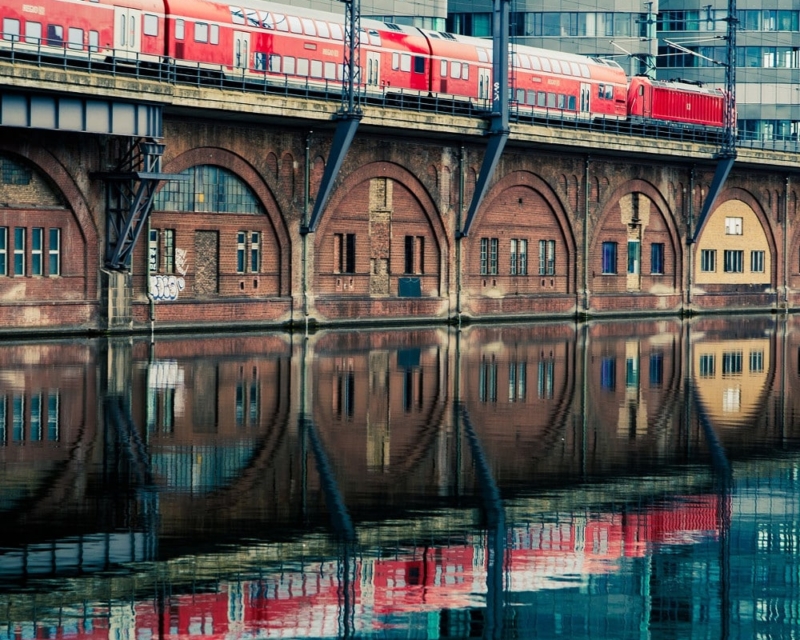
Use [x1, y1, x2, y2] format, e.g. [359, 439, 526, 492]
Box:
[0, 0, 726, 128]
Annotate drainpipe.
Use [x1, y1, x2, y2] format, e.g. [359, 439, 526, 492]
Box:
[303, 131, 312, 336]
[687, 166, 695, 307]
[583, 156, 590, 315]
[146, 217, 155, 342]
[456, 145, 465, 329]
[784, 175, 789, 308]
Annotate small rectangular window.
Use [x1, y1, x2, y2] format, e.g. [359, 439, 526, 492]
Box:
[274, 13, 289, 32]
[284, 57, 295, 74]
[311, 59, 323, 77]
[700, 249, 716, 272]
[25, 21, 42, 44]
[297, 58, 309, 76]
[537, 91, 546, 107]
[414, 56, 425, 73]
[47, 24, 64, 47]
[317, 21, 330, 39]
[288, 16, 302, 34]
[451, 61, 461, 79]
[440, 59, 447, 76]
[67, 27, 83, 50]
[699, 354, 715, 377]
[269, 53, 281, 73]
[143, 14, 158, 37]
[334, 233, 356, 274]
[651, 242, 665, 274]
[237, 231, 246, 273]
[89, 30, 99, 52]
[0, 227, 6, 275]
[210, 24, 219, 45]
[724, 249, 744, 273]
[250, 231, 260, 273]
[3, 18, 21, 42]
[602, 241, 617, 274]
[175, 19, 185, 40]
[301, 18, 316, 36]
[194, 22, 208, 43]
[725, 216, 743, 235]
[462, 63, 469, 80]
[40, 230, 57, 273]
[400, 53, 411, 72]
[750, 250, 765, 272]
[13, 227, 25, 276]
[31, 228, 43, 276]
[627, 240, 640, 274]
[489, 238, 498, 275]
[547, 92, 556, 108]
[163, 229, 175, 274]
[148, 229, 159, 273]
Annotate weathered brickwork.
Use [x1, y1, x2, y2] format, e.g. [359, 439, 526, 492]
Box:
[0, 116, 797, 333]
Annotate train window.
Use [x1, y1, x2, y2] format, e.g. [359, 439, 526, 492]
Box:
[562, 63, 572, 76]
[512, 53, 520, 68]
[368, 30, 381, 46]
[516, 88, 525, 103]
[283, 56, 295, 74]
[274, 14, 288, 32]
[67, 27, 83, 50]
[414, 56, 424, 73]
[537, 91, 546, 107]
[143, 14, 158, 37]
[245, 10, 259, 27]
[605, 85, 614, 99]
[338, 63, 345, 80]
[638, 85, 644, 95]
[175, 19, 184, 40]
[259, 12, 272, 29]
[519, 55, 530, 70]
[269, 54, 280, 72]
[46, 25, 63, 47]
[288, 16, 302, 34]
[463, 63, 468, 80]
[330, 23, 343, 40]
[531, 56, 541, 71]
[210, 24, 219, 44]
[25, 22, 41, 44]
[570, 62, 580, 76]
[392, 53, 399, 70]
[598, 84, 605, 98]
[195, 22, 208, 43]
[547, 93, 556, 108]
[579, 63, 590, 78]
[568, 95, 576, 110]
[551, 59, 561, 74]
[230, 8, 245, 26]
[317, 21, 329, 39]
[254, 52, 266, 71]
[527, 90, 535, 104]
[3, 19, 20, 42]
[540, 57, 551, 72]
[451, 62, 461, 79]
[440, 59, 447, 76]
[557, 94, 566, 109]
[324, 61, 336, 79]
[302, 18, 315, 36]
[477, 48, 488, 63]
[310, 60, 322, 78]
[400, 53, 411, 72]
[297, 58, 309, 76]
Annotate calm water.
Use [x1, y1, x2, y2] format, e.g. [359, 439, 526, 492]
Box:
[1, 315, 800, 639]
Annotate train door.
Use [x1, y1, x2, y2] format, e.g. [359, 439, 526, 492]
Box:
[580, 83, 591, 116]
[366, 51, 380, 88]
[478, 68, 491, 103]
[114, 7, 142, 56]
[233, 31, 250, 70]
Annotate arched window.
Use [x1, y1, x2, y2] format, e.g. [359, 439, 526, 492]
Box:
[155, 165, 264, 214]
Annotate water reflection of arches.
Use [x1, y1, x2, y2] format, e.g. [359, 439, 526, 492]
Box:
[458, 324, 577, 487]
[309, 329, 453, 499]
[585, 320, 686, 473]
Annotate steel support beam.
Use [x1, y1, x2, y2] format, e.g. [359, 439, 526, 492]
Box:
[460, 0, 511, 238]
[691, 156, 735, 243]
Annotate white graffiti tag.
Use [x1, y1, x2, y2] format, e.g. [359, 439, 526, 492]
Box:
[150, 274, 186, 301]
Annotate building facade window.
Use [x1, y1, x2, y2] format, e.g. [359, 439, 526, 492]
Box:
[404, 235, 424, 274]
[510, 238, 528, 275]
[334, 233, 356, 274]
[725, 217, 743, 235]
[237, 231, 246, 273]
[627, 240, 640, 274]
[602, 241, 617, 274]
[31, 228, 43, 276]
[751, 250, 765, 273]
[724, 249, 744, 273]
[480, 237, 499, 275]
[250, 231, 260, 273]
[699, 354, 715, 377]
[538, 239, 554, 275]
[48, 229, 60, 276]
[13, 228, 25, 276]
[651, 242, 665, 274]
[700, 249, 716, 272]
[0, 227, 7, 276]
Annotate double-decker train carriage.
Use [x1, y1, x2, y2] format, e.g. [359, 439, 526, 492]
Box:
[0, 0, 727, 129]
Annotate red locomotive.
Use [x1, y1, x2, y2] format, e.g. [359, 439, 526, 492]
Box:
[0, 0, 727, 129]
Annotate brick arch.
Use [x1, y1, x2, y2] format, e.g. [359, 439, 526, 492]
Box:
[317, 161, 448, 246]
[592, 178, 682, 287]
[469, 170, 577, 290]
[0, 144, 97, 297]
[709, 186, 778, 285]
[161, 147, 292, 295]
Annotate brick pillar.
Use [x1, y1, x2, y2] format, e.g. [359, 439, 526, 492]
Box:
[100, 268, 132, 331]
[369, 178, 393, 296]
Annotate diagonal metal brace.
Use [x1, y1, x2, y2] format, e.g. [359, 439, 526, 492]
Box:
[691, 156, 735, 244]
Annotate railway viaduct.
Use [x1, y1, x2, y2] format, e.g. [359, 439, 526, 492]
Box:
[1, 58, 799, 334]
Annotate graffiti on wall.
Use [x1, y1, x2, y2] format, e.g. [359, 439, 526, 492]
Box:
[150, 248, 189, 301]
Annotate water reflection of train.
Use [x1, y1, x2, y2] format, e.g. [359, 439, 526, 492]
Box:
[0, 497, 718, 639]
